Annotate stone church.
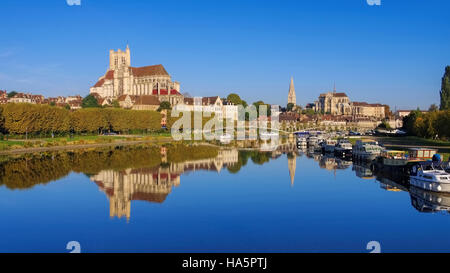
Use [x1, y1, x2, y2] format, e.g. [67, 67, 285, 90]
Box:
[90, 46, 184, 106]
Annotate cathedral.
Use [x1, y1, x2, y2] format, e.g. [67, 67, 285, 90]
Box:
[90, 46, 184, 106]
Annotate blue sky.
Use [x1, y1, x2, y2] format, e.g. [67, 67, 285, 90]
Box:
[0, 0, 449, 110]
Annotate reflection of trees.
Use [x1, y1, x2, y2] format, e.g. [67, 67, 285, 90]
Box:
[0, 145, 219, 190]
[0, 153, 72, 189]
[226, 150, 273, 174]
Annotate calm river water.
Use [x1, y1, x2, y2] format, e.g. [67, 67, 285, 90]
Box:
[0, 144, 449, 253]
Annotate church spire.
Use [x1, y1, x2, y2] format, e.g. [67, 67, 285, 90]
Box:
[288, 77, 296, 106]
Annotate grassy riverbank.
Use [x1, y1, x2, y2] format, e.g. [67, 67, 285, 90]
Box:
[0, 132, 173, 151]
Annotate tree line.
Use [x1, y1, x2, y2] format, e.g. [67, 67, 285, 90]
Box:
[402, 66, 450, 140]
[402, 109, 450, 140]
[0, 103, 163, 136]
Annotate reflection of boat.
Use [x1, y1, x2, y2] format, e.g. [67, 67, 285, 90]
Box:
[410, 186, 450, 213]
[409, 162, 450, 193]
[260, 132, 279, 140]
[307, 136, 319, 147]
[376, 176, 409, 192]
[353, 139, 383, 161]
[334, 139, 352, 157]
[220, 133, 233, 143]
[353, 161, 374, 179]
[335, 157, 352, 169]
[296, 137, 307, 149]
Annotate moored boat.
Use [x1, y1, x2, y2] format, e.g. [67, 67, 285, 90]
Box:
[323, 139, 337, 153]
[352, 139, 383, 161]
[334, 139, 353, 157]
[409, 162, 450, 193]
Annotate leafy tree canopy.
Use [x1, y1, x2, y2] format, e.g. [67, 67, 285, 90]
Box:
[81, 94, 100, 108]
[440, 66, 450, 110]
[157, 101, 171, 112]
[7, 91, 18, 98]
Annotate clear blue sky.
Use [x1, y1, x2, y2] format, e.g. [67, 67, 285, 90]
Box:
[0, 0, 449, 110]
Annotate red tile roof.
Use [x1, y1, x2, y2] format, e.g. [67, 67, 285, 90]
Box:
[93, 79, 105, 88]
[105, 70, 114, 80]
[134, 95, 160, 106]
[130, 64, 169, 77]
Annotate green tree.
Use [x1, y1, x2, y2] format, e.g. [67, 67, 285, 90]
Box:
[112, 100, 120, 108]
[440, 66, 450, 110]
[253, 101, 271, 117]
[429, 103, 439, 112]
[81, 94, 100, 108]
[287, 103, 294, 112]
[7, 91, 18, 98]
[227, 93, 243, 105]
[157, 101, 171, 112]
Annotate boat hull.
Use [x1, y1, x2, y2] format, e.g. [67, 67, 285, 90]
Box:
[410, 177, 450, 193]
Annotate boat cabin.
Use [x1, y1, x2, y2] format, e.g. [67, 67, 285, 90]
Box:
[408, 148, 437, 160]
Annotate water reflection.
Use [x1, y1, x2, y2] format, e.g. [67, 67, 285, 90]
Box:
[0, 142, 449, 220]
[90, 149, 240, 221]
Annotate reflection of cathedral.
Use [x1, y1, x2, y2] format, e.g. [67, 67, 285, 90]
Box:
[91, 149, 239, 221]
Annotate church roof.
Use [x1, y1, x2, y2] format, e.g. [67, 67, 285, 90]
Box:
[131, 65, 169, 77]
[134, 95, 161, 106]
[93, 79, 105, 88]
[105, 70, 115, 79]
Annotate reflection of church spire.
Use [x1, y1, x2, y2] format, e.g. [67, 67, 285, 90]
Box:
[288, 154, 296, 187]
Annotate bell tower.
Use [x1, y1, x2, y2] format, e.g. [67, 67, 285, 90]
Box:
[109, 45, 131, 70]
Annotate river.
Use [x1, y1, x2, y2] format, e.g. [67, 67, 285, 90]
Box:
[0, 144, 449, 253]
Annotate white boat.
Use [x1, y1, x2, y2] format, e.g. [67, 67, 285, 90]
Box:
[307, 136, 319, 147]
[260, 131, 279, 140]
[352, 139, 383, 161]
[323, 139, 337, 153]
[296, 137, 308, 149]
[334, 139, 353, 157]
[410, 162, 450, 193]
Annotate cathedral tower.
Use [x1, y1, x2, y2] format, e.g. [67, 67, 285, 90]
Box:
[109, 45, 131, 70]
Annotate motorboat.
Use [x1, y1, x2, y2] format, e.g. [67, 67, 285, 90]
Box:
[410, 162, 450, 193]
[296, 137, 308, 149]
[352, 139, 383, 161]
[323, 139, 337, 153]
[334, 139, 353, 157]
[307, 136, 319, 147]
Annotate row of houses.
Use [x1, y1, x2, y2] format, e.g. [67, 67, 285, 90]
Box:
[0, 90, 83, 109]
[93, 93, 240, 120]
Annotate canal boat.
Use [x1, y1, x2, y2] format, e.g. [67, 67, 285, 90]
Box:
[296, 137, 308, 149]
[352, 139, 384, 161]
[323, 139, 337, 153]
[409, 162, 450, 193]
[334, 139, 353, 157]
[407, 148, 438, 160]
[307, 136, 319, 147]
